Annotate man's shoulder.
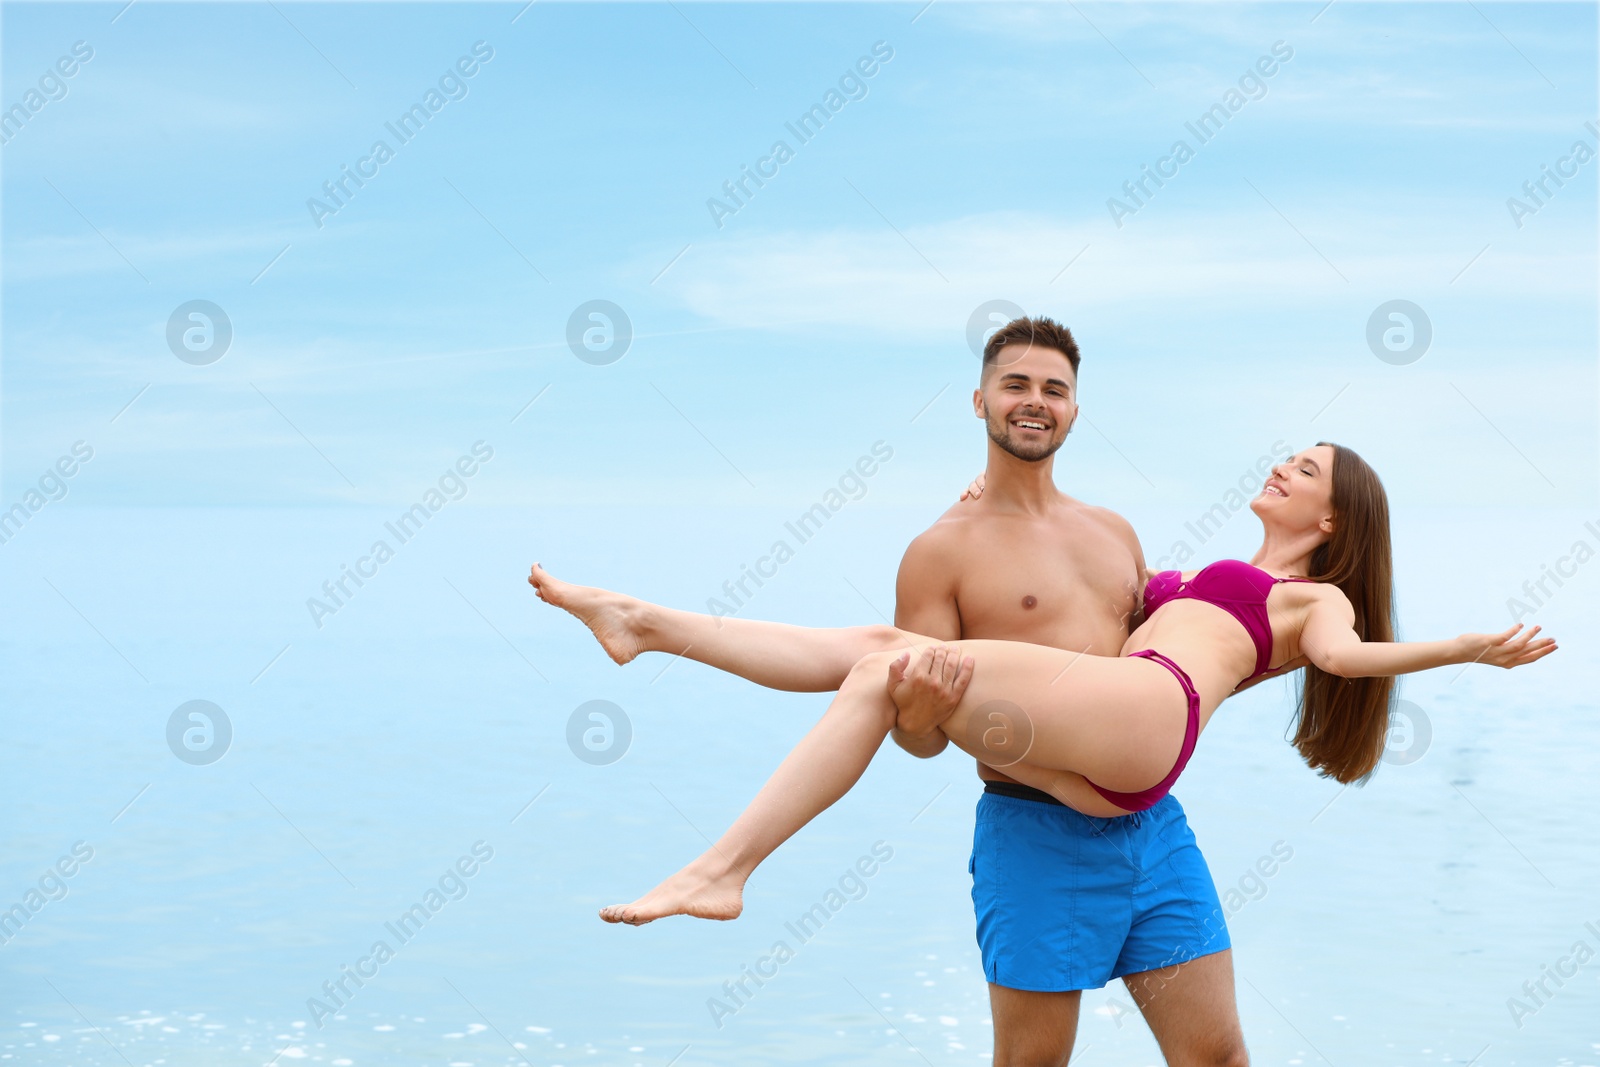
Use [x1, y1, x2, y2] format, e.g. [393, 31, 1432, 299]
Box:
[902, 503, 978, 558]
[1043, 493, 1135, 538]
[895, 506, 974, 606]
[1072, 499, 1138, 538]
[914, 494, 1134, 538]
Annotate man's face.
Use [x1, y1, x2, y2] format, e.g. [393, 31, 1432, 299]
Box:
[974, 344, 1078, 462]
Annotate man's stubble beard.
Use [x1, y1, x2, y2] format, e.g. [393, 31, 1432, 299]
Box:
[985, 411, 1069, 463]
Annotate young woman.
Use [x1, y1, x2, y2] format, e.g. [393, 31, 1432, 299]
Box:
[528, 443, 1555, 925]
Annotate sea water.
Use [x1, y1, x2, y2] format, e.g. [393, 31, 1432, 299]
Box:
[2, 503, 1596, 1066]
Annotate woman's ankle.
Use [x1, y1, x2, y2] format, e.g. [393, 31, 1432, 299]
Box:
[633, 601, 667, 654]
[694, 845, 754, 885]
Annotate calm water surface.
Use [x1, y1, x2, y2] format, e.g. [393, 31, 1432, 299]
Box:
[4, 506, 1596, 1065]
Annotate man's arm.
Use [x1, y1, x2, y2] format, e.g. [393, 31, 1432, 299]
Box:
[889, 523, 964, 758]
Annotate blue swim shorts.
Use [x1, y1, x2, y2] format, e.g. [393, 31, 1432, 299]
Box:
[970, 782, 1230, 992]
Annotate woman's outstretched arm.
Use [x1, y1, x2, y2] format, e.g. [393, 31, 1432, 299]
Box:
[1299, 588, 1557, 678]
[528, 563, 911, 691]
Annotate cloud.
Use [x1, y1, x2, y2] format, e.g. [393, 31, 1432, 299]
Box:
[0, 223, 302, 283]
[924, 3, 1591, 130]
[647, 204, 1593, 337]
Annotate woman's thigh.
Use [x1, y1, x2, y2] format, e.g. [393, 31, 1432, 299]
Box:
[933, 640, 1191, 793]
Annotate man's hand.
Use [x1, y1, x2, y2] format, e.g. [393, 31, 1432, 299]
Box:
[886, 645, 974, 759]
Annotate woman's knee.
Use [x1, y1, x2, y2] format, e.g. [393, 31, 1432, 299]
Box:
[863, 623, 903, 652]
[837, 649, 904, 726]
[845, 646, 905, 683]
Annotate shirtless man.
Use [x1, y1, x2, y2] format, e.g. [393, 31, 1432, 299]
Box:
[886, 316, 1248, 1067]
[529, 316, 1249, 1064]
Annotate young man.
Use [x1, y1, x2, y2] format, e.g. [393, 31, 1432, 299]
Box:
[888, 317, 1249, 1066]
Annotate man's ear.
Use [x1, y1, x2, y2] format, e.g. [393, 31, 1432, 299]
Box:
[973, 388, 986, 419]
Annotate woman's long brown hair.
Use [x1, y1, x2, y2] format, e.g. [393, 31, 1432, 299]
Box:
[1291, 442, 1397, 783]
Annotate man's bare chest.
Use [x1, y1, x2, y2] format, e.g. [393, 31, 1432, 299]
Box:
[952, 534, 1137, 650]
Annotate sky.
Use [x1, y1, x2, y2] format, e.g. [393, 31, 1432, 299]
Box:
[2, 5, 1598, 1059]
[1, 0, 1596, 518]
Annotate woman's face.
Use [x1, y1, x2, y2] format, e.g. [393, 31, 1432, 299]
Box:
[1250, 444, 1337, 537]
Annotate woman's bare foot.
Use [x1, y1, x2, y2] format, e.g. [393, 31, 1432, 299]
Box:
[599, 850, 747, 926]
[527, 562, 651, 665]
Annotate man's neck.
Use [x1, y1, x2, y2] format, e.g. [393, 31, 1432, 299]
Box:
[982, 440, 1062, 513]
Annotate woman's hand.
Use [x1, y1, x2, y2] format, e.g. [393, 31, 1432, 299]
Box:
[960, 472, 986, 501]
[1459, 624, 1558, 669]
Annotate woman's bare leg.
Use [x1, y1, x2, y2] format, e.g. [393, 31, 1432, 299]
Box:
[599, 642, 1190, 925]
[529, 563, 907, 692]
[926, 640, 1189, 790]
[598, 652, 900, 924]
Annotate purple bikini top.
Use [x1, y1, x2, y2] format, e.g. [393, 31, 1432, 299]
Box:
[1142, 559, 1314, 680]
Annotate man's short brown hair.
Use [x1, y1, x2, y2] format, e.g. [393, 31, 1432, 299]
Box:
[982, 316, 1081, 377]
